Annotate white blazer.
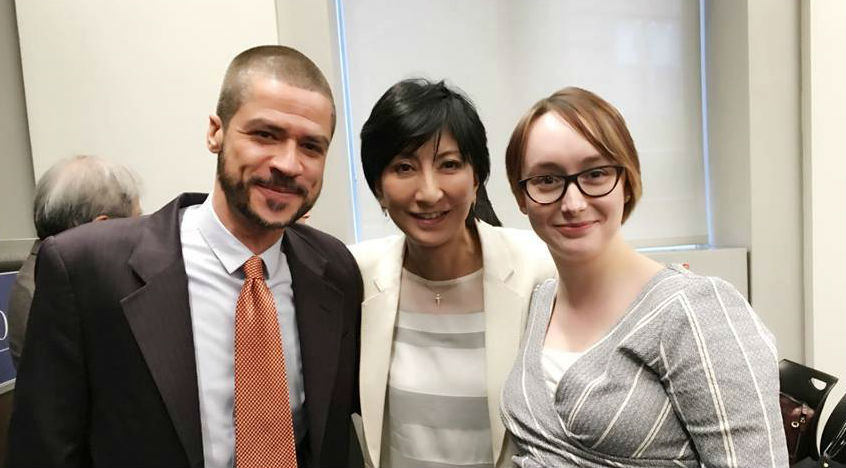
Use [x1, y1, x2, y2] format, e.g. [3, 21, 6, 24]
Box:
[349, 220, 556, 468]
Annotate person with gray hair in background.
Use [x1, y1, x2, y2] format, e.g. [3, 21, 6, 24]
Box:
[8, 154, 141, 368]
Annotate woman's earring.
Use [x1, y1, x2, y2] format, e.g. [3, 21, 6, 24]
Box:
[381, 206, 388, 217]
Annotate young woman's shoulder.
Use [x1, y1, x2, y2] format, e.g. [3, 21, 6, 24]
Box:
[656, 265, 777, 352]
[661, 264, 748, 308]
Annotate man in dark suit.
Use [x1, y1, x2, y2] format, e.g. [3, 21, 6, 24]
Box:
[7, 45, 362, 468]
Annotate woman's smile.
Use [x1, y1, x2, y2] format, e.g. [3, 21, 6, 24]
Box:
[554, 220, 598, 237]
[409, 209, 451, 226]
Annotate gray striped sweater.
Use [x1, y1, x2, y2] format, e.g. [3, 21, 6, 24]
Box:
[500, 265, 788, 468]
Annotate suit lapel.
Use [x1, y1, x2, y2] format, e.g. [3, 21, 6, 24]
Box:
[358, 236, 404, 468]
[122, 193, 206, 468]
[283, 227, 344, 465]
[477, 222, 525, 465]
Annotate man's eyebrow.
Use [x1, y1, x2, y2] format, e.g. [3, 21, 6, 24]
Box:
[242, 118, 285, 133]
[242, 118, 330, 147]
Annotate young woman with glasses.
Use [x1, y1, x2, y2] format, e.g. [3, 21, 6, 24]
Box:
[498, 87, 788, 468]
[349, 79, 555, 468]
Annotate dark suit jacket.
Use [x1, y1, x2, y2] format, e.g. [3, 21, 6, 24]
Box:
[8, 239, 39, 368]
[7, 193, 363, 467]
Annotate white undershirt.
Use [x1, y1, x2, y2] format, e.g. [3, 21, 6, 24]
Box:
[542, 348, 584, 397]
[180, 197, 305, 468]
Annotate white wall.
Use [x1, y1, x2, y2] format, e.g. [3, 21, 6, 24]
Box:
[15, 0, 278, 215]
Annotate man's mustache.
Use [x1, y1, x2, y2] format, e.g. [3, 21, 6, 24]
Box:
[250, 172, 307, 196]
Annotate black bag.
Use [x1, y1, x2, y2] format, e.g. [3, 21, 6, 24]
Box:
[782, 392, 817, 465]
[788, 401, 846, 468]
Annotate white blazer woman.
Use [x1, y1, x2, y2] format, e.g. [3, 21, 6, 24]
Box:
[352, 78, 555, 467]
[350, 220, 554, 467]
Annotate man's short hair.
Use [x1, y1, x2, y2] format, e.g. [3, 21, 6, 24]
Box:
[215, 45, 336, 134]
[33, 155, 141, 239]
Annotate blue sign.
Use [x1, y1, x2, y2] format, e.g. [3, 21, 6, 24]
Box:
[0, 271, 18, 385]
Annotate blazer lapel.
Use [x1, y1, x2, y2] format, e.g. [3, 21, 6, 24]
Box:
[477, 222, 526, 465]
[122, 193, 206, 468]
[358, 236, 404, 468]
[283, 227, 344, 465]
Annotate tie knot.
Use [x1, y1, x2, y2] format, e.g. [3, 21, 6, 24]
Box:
[242, 256, 265, 280]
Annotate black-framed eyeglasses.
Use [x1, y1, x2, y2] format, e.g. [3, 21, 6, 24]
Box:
[518, 165, 624, 205]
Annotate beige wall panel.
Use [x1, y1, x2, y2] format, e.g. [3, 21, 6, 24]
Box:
[16, 0, 278, 215]
[275, 0, 355, 242]
[707, 0, 804, 362]
[801, 0, 846, 427]
[0, 0, 35, 240]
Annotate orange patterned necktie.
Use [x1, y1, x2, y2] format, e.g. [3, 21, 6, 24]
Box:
[234, 256, 298, 468]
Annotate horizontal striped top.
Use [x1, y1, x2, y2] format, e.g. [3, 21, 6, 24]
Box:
[382, 268, 493, 468]
[500, 265, 789, 468]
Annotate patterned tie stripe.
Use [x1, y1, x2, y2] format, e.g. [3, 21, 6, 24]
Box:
[234, 255, 298, 468]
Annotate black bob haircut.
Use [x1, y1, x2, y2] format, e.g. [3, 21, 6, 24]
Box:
[359, 78, 501, 227]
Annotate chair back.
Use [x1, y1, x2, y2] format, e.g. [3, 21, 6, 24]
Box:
[780, 359, 839, 409]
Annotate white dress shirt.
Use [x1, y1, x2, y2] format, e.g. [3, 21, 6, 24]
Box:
[180, 197, 305, 468]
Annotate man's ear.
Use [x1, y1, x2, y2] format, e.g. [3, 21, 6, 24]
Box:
[207, 115, 224, 153]
[92, 214, 109, 222]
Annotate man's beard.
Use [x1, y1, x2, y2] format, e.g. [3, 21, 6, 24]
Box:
[216, 151, 317, 230]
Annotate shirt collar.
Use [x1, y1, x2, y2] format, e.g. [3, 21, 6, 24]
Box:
[195, 196, 284, 277]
